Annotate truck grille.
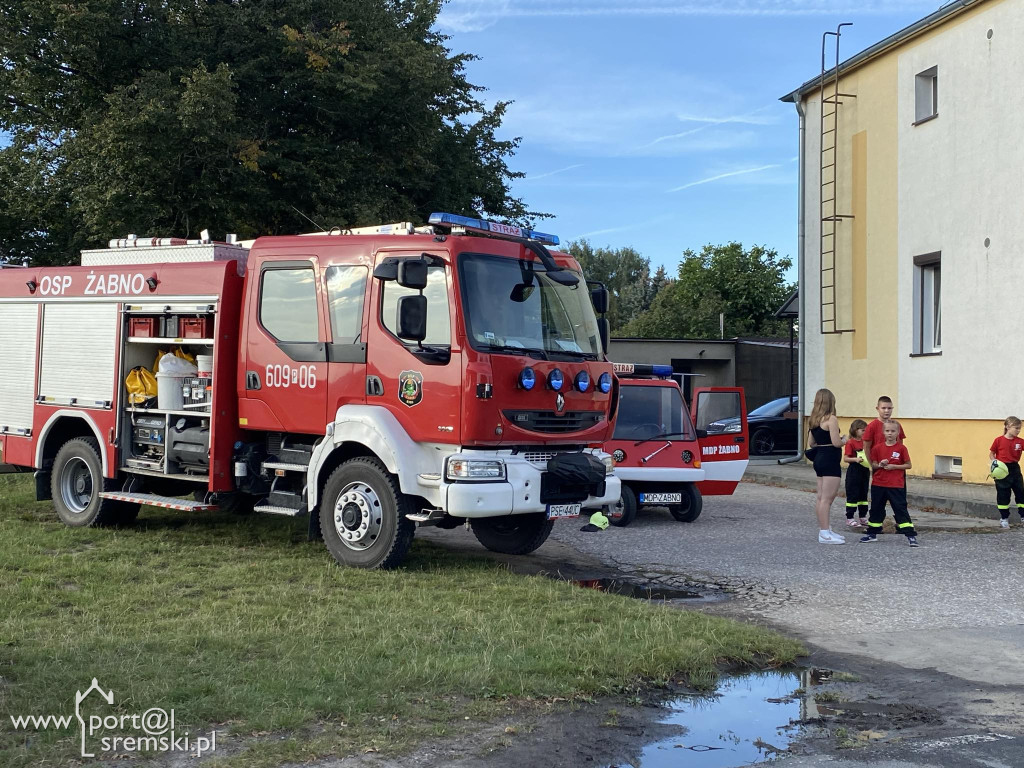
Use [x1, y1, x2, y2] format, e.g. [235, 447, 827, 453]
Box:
[522, 451, 558, 465]
[503, 410, 604, 434]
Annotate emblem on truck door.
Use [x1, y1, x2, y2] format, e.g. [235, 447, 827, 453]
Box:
[399, 370, 423, 407]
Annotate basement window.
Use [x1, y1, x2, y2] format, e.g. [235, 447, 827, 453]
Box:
[934, 455, 962, 480]
[915, 66, 938, 123]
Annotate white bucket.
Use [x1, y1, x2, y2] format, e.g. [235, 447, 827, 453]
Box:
[156, 373, 186, 411]
[196, 355, 213, 377]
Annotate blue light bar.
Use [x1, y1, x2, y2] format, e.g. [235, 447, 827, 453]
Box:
[611, 363, 674, 378]
[428, 212, 560, 246]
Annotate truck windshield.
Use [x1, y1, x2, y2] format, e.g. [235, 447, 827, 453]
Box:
[459, 253, 602, 358]
[613, 385, 696, 441]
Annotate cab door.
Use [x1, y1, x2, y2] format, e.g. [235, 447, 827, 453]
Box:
[691, 387, 748, 496]
[365, 251, 461, 444]
[240, 258, 328, 434]
[322, 257, 370, 420]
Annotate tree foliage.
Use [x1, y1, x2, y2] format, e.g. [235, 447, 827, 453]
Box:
[623, 242, 794, 339]
[566, 239, 661, 334]
[0, 0, 532, 264]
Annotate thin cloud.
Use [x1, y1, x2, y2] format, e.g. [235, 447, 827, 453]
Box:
[521, 163, 585, 182]
[637, 105, 778, 151]
[667, 164, 780, 193]
[437, 0, 938, 31]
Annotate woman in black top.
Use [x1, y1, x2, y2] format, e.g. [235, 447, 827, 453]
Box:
[807, 388, 847, 544]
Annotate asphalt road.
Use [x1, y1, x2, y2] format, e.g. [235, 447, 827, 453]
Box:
[545, 481, 1024, 767]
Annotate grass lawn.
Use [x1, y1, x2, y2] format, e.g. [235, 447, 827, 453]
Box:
[0, 474, 803, 766]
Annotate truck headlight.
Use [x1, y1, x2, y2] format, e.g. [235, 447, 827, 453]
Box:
[601, 454, 615, 475]
[446, 458, 506, 481]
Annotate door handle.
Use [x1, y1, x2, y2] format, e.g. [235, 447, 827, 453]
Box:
[246, 371, 261, 390]
[366, 376, 384, 397]
[735, 436, 745, 443]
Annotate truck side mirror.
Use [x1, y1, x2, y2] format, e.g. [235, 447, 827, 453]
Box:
[397, 259, 428, 290]
[597, 317, 610, 355]
[590, 285, 609, 315]
[397, 294, 428, 342]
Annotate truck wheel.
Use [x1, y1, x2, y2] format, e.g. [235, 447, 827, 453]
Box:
[319, 457, 415, 570]
[51, 437, 134, 527]
[470, 514, 553, 555]
[669, 484, 703, 523]
[609, 484, 638, 527]
[193, 491, 255, 515]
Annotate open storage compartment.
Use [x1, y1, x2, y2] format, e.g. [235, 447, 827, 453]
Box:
[120, 302, 218, 482]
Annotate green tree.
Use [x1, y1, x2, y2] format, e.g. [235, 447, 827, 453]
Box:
[623, 242, 793, 339]
[0, 0, 532, 264]
[566, 239, 655, 334]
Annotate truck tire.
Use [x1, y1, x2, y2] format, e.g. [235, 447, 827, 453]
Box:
[608, 484, 638, 527]
[469, 513, 553, 555]
[51, 437, 136, 527]
[319, 457, 415, 570]
[193, 490, 255, 515]
[669, 484, 703, 523]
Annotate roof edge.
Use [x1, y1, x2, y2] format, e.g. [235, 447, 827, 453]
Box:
[780, 0, 985, 104]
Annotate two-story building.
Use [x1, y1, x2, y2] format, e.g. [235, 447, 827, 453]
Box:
[782, 0, 1023, 483]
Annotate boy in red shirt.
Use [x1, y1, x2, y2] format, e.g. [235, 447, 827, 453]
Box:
[860, 421, 917, 547]
[861, 395, 906, 461]
[989, 416, 1024, 529]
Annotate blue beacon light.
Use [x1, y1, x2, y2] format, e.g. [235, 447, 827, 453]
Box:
[598, 373, 613, 393]
[575, 371, 590, 392]
[519, 367, 536, 390]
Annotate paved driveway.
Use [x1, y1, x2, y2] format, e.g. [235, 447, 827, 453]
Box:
[554, 482, 1024, 684]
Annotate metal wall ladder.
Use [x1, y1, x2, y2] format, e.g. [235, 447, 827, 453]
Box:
[819, 23, 856, 335]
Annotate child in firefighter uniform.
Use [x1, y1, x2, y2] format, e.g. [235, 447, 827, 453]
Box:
[988, 416, 1024, 529]
[860, 421, 918, 547]
[842, 419, 870, 527]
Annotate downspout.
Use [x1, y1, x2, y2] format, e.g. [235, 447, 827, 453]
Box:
[779, 98, 807, 464]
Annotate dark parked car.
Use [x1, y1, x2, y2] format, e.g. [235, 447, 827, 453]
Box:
[707, 396, 798, 455]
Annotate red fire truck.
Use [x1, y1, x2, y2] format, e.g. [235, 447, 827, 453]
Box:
[605, 363, 748, 527]
[0, 214, 620, 569]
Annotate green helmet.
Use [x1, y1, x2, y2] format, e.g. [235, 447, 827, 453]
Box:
[588, 510, 610, 530]
[990, 460, 1009, 480]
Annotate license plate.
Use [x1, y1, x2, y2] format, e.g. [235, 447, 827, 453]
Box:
[546, 503, 582, 520]
[639, 492, 682, 504]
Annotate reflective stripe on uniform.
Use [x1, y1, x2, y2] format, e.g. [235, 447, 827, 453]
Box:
[898, 522, 914, 529]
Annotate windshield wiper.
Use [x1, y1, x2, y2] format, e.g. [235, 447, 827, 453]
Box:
[485, 343, 549, 360]
[633, 431, 692, 446]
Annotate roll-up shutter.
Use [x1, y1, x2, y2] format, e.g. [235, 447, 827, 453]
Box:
[38, 303, 118, 405]
[0, 304, 39, 431]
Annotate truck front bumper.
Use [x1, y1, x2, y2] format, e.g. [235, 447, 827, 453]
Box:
[443, 450, 620, 519]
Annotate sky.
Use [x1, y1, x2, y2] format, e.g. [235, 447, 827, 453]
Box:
[435, 0, 944, 279]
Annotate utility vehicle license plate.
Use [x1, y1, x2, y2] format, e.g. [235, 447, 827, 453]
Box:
[639, 492, 682, 504]
[546, 503, 582, 520]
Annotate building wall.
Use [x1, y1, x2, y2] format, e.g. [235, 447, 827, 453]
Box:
[800, 0, 1015, 482]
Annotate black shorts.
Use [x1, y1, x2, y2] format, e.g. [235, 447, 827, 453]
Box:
[813, 446, 842, 478]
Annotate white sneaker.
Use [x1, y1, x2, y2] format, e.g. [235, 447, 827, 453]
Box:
[818, 531, 846, 545]
[1000, 519, 1010, 529]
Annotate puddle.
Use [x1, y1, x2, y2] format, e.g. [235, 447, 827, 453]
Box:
[570, 577, 725, 602]
[605, 670, 832, 768]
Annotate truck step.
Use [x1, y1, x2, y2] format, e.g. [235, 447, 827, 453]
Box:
[99, 492, 217, 511]
[253, 504, 306, 517]
[277, 447, 313, 465]
[262, 461, 308, 473]
[268, 490, 305, 510]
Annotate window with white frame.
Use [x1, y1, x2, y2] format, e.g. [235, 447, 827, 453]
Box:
[915, 66, 938, 123]
[913, 253, 941, 354]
